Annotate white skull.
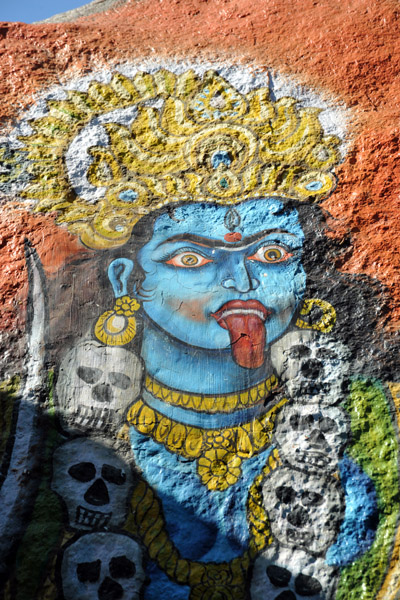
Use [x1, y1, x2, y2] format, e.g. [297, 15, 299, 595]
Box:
[56, 340, 143, 434]
[60, 532, 145, 600]
[270, 330, 350, 405]
[262, 466, 344, 554]
[52, 438, 133, 530]
[251, 544, 339, 600]
[274, 404, 350, 472]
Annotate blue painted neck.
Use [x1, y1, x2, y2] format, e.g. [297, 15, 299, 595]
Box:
[140, 317, 272, 395]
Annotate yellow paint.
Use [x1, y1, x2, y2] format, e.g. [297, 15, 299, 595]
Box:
[296, 297, 336, 333]
[377, 382, 400, 600]
[20, 69, 341, 249]
[144, 373, 278, 413]
[126, 396, 288, 491]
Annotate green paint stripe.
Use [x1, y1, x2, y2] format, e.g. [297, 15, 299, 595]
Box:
[336, 379, 399, 600]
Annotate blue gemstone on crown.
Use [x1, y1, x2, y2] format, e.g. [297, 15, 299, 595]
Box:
[119, 190, 138, 202]
[305, 181, 323, 191]
[211, 151, 232, 169]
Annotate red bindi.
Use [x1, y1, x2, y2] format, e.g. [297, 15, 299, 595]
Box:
[224, 232, 242, 242]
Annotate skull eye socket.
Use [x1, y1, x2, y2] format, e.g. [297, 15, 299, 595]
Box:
[68, 462, 96, 482]
[295, 573, 322, 595]
[109, 555, 136, 579]
[77, 366, 102, 384]
[76, 559, 101, 583]
[317, 347, 339, 361]
[266, 564, 291, 587]
[101, 464, 126, 485]
[289, 414, 300, 429]
[301, 490, 324, 506]
[304, 414, 315, 427]
[319, 416, 337, 433]
[109, 371, 132, 390]
[276, 485, 296, 504]
[288, 345, 311, 359]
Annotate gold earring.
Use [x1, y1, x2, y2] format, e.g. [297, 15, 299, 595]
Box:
[95, 296, 140, 346]
[296, 298, 336, 333]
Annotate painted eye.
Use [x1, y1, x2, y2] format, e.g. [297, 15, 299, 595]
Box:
[247, 245, 293, 263]
[165, 252, 213, 268]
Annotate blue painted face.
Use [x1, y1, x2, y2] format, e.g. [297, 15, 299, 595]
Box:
[130, 198, 306, 360]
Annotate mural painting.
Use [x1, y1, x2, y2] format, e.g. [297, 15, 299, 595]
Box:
[0, 65, 399, 600]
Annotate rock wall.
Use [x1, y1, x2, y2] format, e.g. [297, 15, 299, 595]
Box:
[0, 1, 399, 599]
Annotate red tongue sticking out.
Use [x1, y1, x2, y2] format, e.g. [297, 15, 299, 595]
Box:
[222, 313, 266, 369]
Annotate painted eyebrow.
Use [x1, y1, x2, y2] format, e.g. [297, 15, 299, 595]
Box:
[158, 229, 296, 250]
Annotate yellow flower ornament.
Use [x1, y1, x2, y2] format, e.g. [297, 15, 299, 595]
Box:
[114, 295, 140, 317]
[197, 448, 243, 492]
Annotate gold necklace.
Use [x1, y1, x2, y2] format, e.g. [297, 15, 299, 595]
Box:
[127, 390, 287, 492]
[144, 373, 278, 413]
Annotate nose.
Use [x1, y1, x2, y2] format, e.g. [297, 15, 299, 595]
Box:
[287, 506, 309, 528]
[84, 478, 110, 506]
[221, 256, 259, 293]
[92, 383, 113, 403]
[300, 359, 323, 379]
[307, 429, 328, 450]
[98, 577, 124, 600]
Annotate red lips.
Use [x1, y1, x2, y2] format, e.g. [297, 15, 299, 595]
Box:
[211, 300, 271, 369]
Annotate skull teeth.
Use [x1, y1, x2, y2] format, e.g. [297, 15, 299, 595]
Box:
[296, 382, 331, 395]
[298, 453, 331, 470]
[287, 528, 313, 547]
[70, 406, 112, 431]
[75, 505, 112, 529]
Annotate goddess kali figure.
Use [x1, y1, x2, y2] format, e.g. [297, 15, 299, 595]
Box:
[14, 68, 397, 600]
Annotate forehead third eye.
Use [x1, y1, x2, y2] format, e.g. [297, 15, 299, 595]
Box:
[152, 200, 303, 241]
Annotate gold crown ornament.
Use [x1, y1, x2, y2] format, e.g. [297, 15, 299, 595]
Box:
[20, 69, 341, 249]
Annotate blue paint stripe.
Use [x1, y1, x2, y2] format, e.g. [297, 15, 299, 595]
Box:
[141, 389, 269, 428]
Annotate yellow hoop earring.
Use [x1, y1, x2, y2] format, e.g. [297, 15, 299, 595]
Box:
[94, 296, 140, 346]
[296, 298, 336, 333]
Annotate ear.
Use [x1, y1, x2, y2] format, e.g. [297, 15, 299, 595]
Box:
[108, 258, 134, 298]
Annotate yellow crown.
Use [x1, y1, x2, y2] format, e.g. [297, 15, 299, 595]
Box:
[20, 69, 341, 249]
